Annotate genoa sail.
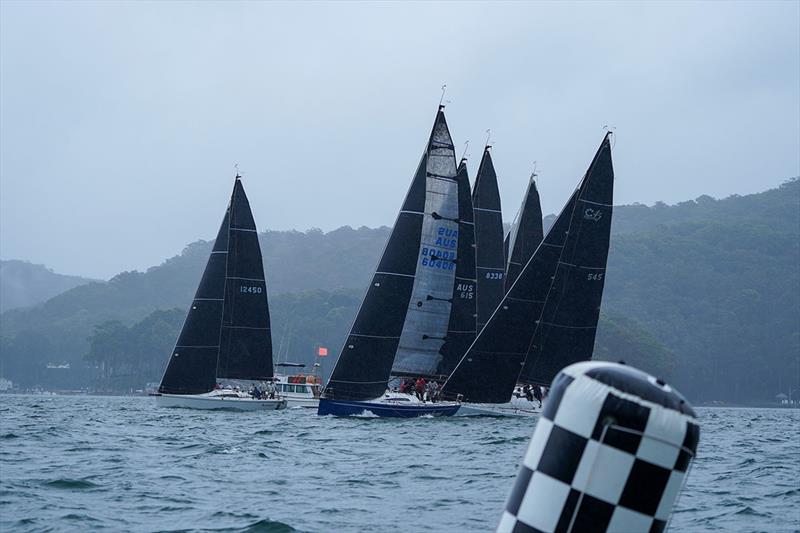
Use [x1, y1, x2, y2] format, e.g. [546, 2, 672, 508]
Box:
[159, 177, 273, 395]
[436, 159, 477, 377]
[505, 173, 543, 291]
[442, 133, 614, 403]
[472, 147, 505, 331]
[326, 107, 457, 400]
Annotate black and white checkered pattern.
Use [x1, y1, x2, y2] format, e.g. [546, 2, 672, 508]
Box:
[497, 361, 699, 533]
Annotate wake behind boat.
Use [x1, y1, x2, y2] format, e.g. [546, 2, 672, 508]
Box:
[155, 174, 286, 411]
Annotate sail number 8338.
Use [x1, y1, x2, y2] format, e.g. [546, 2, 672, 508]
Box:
[239, 285, 263, 294]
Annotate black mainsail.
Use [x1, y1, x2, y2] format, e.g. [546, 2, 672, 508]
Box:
[159, 177, 273, 395]
[505, 173, 543, 291]
[442, 134, 614, 403]
[472, 147, 505, 331]
[325, 107, 458, 400]
[436, 159, 477, 377]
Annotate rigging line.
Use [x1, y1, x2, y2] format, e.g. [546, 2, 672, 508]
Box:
[439, 84, 447, 107]
[460, 140, 470, 162]
[485, 129, 491, 148]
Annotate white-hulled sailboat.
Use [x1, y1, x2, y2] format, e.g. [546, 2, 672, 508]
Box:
[155, 174, 287, 411]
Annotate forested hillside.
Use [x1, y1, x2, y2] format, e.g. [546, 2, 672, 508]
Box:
[1, 179, 797, 403]
[0, 260, 96, 312]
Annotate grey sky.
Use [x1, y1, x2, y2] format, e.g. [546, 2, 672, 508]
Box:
[1, 1, 798, 279]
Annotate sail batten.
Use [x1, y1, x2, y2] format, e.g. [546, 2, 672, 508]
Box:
[442, 134, 614, 403]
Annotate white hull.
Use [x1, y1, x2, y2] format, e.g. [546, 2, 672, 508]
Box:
[285, 395, 319, 408]
[155, 393, 287, 411]
[456, 397, 542, 417]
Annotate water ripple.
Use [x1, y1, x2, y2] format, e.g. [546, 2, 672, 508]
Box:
[0, 396, 798, 532]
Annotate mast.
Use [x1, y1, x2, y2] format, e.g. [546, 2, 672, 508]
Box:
[505, 172, 544, 291]
[436, 158, 477, 377]
[325, 107, 456, 400]
[442, 133, 614, 403]
[472, 146, 505, 331]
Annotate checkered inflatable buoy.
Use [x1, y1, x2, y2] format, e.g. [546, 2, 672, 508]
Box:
[497, 361, 699, 533]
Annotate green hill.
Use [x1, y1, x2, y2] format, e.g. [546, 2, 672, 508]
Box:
[1, 179, 797, 403]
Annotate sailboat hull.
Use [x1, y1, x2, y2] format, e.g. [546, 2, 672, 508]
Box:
[456, 395, 543, 417]
[318, 398, 460, 418]
[155, 393, 287, 411]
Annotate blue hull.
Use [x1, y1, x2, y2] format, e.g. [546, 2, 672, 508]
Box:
[317, 398, 460, 418]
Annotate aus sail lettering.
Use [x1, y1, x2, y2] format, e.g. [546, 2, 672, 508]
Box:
[456, 282, 474, 299]
[434, 226, 458, 249]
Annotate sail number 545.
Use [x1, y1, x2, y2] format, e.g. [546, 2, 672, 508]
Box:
[586, 273, 604, 281]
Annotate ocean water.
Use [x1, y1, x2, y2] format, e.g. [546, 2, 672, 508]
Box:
[1, 396, 798, 532]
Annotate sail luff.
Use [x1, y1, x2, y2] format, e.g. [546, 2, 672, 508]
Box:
[442, 134, 614, 402]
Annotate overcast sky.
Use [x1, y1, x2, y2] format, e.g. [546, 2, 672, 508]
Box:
[1, 1, 798, 279]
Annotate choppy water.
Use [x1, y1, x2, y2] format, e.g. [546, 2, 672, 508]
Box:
[1, 396, 798, 532]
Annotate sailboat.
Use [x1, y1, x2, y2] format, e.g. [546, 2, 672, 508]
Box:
[155, 175, 287, 411]
[441, 132, 615, 416]
[472, 146, 506, 332]
[318, 106, 464, 417]
[504, 170, 543, 291]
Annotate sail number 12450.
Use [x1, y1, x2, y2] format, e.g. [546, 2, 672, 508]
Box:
[239, 285, 263, 294]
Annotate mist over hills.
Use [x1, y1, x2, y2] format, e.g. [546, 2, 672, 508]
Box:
[0, 260, 97, 313]
[1, 179, 797, 403]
